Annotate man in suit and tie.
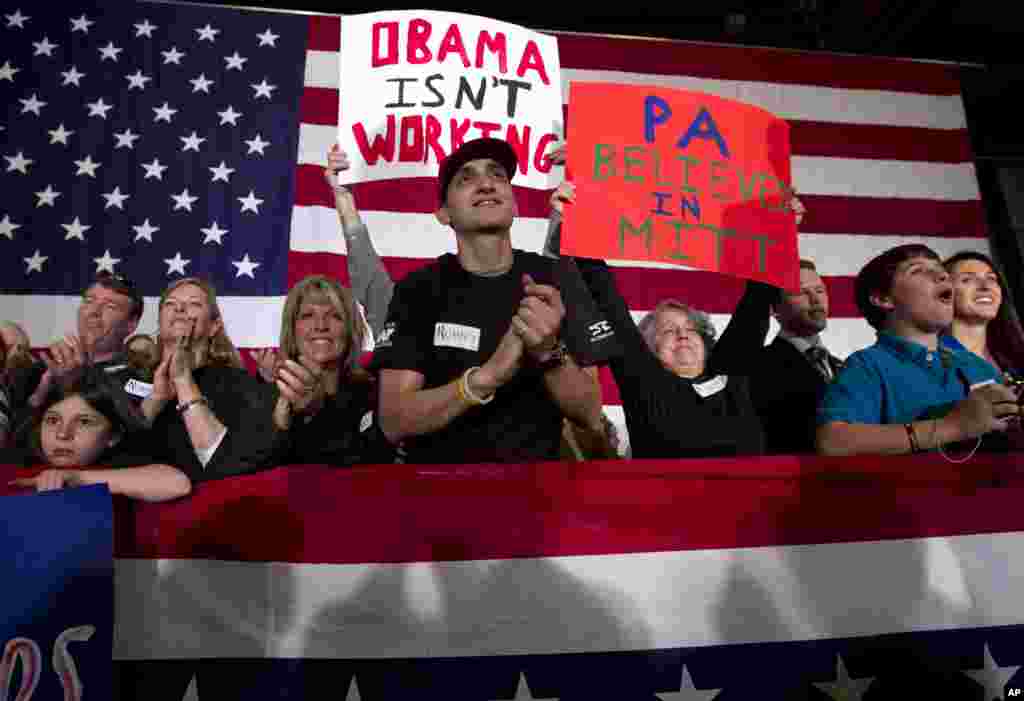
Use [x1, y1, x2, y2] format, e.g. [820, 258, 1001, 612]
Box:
[715, 257, 843, 455]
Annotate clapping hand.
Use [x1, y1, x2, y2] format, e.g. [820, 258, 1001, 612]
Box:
[511, 274, 565, 361]
[478, 324, 525, 391]
[150, 345, 175, 404]
[150, 324, 196, 404]
[275, 356, 326, 416]
[251, 348, 279, 384]
[42, 334, 87, 386]
[169, 324, 196, 388]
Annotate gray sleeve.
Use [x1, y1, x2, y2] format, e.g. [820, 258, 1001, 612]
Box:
[343, 218, 394, 338]
[543, 210, 562, 259]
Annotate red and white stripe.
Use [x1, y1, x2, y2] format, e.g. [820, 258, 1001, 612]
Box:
[291, 18, 988, 423]
[108, 458, 1024, 660]
[291, 19, 987, 345]
[8, 14, 989, 427]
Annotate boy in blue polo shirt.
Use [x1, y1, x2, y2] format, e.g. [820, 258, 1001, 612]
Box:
[817, 244, 1019, 456]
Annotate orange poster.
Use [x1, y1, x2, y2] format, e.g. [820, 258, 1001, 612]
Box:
[563, 83, 800, 290]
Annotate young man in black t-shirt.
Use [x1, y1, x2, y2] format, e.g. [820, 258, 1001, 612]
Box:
[373, 138, 603, 464]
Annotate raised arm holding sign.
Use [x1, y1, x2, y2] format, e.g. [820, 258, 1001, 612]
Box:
[563, 83, 800, 291]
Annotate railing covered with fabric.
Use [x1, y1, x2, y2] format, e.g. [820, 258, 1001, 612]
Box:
[7, 455, 1024, 699]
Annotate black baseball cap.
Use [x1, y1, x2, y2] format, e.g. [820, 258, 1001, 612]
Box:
[438, 138, 518, 205]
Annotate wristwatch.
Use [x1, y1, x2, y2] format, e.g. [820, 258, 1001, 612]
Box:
[534, 340, 569, 372]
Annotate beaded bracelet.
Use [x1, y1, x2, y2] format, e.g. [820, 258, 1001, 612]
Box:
[904, 423, 920, 453]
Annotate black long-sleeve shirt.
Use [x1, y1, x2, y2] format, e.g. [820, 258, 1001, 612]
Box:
[284, 379, 395, 466]
[118, 366, 287, 484]
[713, 281, 845, 454]
[575, 258, 764, 458]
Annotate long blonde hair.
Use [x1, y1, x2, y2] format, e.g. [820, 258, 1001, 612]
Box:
[279, 275, 367, 381]
[154, 278, 242, 370]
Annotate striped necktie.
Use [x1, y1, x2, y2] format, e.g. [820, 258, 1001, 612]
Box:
[805, 346, 832, 381]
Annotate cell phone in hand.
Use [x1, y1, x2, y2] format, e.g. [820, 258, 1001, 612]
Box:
[1003, 373, 1024, 402]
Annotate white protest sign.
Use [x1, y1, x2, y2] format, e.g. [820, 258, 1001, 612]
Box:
[337, 10, 563, 189]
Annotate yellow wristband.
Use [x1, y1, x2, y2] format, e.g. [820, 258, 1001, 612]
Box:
[459, 367, 494, 405]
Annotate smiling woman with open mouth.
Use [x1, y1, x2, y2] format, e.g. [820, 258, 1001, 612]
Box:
[942, 251, 1024, 379]
[264, 274, 397, 466]
[111, 277, 290, 486]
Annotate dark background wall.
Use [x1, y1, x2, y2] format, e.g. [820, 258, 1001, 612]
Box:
[962, 66, 1024, 307]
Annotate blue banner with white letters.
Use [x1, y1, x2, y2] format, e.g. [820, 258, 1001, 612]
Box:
[0, 484, 113, 700]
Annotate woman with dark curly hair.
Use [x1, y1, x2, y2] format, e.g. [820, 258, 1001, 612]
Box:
[942, 250, 1024, 378]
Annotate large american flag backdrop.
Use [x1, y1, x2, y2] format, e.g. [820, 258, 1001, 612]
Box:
[4, 3, 1017, 700]
[0, 1, 988, 435]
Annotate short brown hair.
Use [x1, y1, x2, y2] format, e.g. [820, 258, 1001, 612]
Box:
[855, 244, 940, 329]
[25, 370, 147, 463]
[775, 259, 819, 304]
[91, 272, 144, 320]
[124, 334, 159, 378]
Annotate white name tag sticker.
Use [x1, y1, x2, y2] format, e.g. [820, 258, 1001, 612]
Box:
[434, 322, 481, 352]
[124, 378, 154, 399]
[359, 411, 374, 434]
[693, 375, 728, 399]
[376, 321, 396, 349]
